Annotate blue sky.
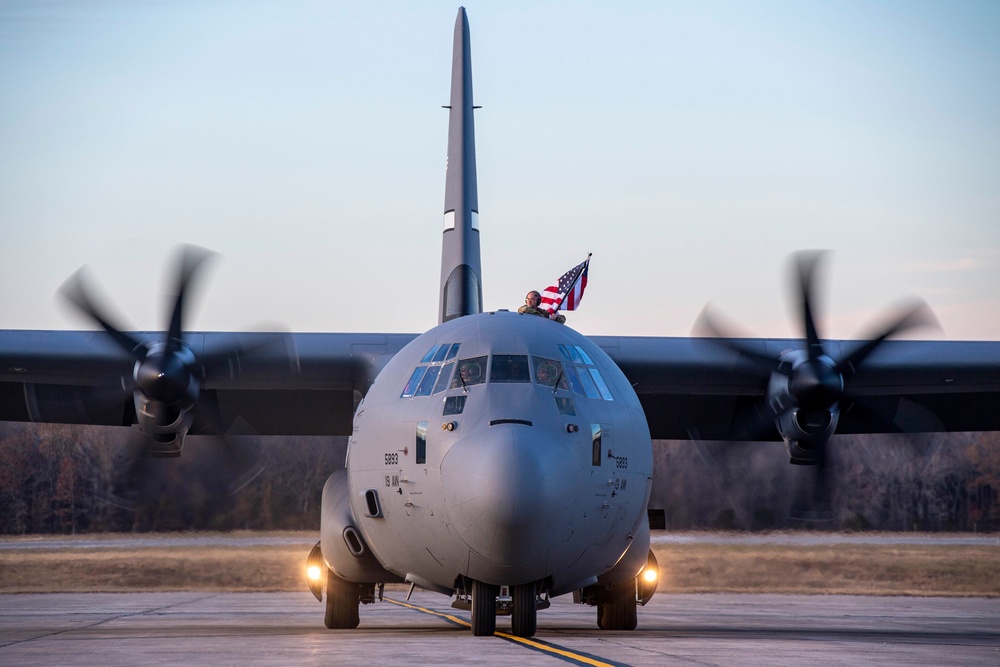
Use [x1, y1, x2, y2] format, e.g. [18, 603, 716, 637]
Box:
[1, 1, 997, 340]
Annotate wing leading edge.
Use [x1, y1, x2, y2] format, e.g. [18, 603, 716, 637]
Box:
[595, 336, 1000, 440]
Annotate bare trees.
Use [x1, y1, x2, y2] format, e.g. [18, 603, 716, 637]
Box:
[1, 421, 997, 533]
[649, 432, 1000, 531]
[0, 423, 345, 533]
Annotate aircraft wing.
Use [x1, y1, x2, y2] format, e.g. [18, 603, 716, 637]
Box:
[1, 330, 998, 441]
[0, 330, 416, 436]
[592, 336, 1000, 440]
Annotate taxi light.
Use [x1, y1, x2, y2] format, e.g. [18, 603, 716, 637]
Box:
[638, 550, 659, 606]
[306, 541, 325, 602]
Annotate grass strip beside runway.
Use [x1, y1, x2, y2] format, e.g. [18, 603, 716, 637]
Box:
[652, 543, 1000, 596]
[0, 533, 996, 596]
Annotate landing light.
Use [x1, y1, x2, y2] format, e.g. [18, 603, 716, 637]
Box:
[638, 551, 660, 606]
[306, 541, 325, 602]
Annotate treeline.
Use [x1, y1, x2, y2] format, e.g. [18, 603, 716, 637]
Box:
[0, 422, 997, 534]
[650, 431, 1000, 532]
[0, 423, 345, 534]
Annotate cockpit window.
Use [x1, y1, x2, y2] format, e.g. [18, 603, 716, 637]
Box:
[575, 364, 601, 399]
[587, 367, 614, 400]
[561, 364, 585, 395]
[451, 356, 487, 389]
[559, 344, 583, 364]
[414, 365, 441, 397]
[555, 396, 576, 416]
[403, 343, 461, 398]
[443, 395, 467, 415]
[400, 367, 427, 398]
[532, 357, 568, 389]
[433, 362, 454, 394]
[556, 344, 614, 401]
[490, 355, 530, 383]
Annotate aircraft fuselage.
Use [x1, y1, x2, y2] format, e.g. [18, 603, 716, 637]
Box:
[342, 311, 653, 596]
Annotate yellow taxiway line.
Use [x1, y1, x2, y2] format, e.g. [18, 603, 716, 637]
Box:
[385, 597, 622, 667]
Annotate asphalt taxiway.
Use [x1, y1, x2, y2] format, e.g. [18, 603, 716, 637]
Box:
[1, 591, 997, 666]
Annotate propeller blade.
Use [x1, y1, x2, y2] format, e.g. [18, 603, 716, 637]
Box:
[693, 306, 781, 375]
[789, 442, 835, 523]
[839, 298, 939, 374]
[166, 245, 217, 355]
[101, 432, 264, 513]
[59, 268, 145, 358]
[793, 250, 827, 360]
[201, 330, 301, 381]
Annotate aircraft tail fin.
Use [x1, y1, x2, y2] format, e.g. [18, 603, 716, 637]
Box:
[439, 6, 483, 324]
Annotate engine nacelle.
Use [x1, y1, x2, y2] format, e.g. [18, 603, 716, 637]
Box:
[133, 392, 196, 457]
[775, 404, 840, 465]
[320, 469, 405, 584]
[767, 349, 841, 464]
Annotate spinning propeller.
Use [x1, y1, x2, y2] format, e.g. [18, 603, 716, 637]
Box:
[60, 246, 297, 506]
[696, 251, 937, 520]
[61, 246, 217, 456]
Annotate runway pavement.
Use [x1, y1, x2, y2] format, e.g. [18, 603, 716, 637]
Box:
[1, 591, 997, 666]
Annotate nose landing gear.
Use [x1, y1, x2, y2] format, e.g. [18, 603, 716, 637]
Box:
[511, 581, 537, 637]
[457, 579, 545, 637]
[471, 579, 500, 636]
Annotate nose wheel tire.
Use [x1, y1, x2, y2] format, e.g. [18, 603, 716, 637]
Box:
[596, 580, 637, 631]
[471, 580, 499, 636]
[324, 570, 360, 629]
[511, 582, 537, 637]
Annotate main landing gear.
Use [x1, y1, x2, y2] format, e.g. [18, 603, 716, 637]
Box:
[322, 570, 380, 630]
[579, 551, 658, 631]
[324, 571, 360, 629]
[595, 580, 637, 631]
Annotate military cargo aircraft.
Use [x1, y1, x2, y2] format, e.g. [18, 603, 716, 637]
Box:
[1, 7, 999, 638]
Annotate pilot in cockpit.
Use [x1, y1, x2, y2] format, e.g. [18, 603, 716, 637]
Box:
[535, 362, 558, 385]
[452, 358, 485, 389]
[518, 291, 565, 323]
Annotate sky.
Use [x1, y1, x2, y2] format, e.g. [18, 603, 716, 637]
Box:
[1, 1, 998, 341]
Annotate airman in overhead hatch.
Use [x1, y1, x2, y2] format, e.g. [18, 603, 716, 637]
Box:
[518, 291, 565, 323]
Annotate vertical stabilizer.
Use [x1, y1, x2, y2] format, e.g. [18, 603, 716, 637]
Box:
[439, 6, 483, 324]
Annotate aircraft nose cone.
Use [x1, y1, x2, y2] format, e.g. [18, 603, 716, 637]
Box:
[440, 426, 571, 567]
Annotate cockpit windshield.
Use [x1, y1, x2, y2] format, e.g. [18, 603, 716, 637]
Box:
[489, 355, 530, 383]
[402, 347, 613, 400]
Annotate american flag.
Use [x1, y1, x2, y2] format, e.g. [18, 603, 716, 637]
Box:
[540, 256, 590, 314]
